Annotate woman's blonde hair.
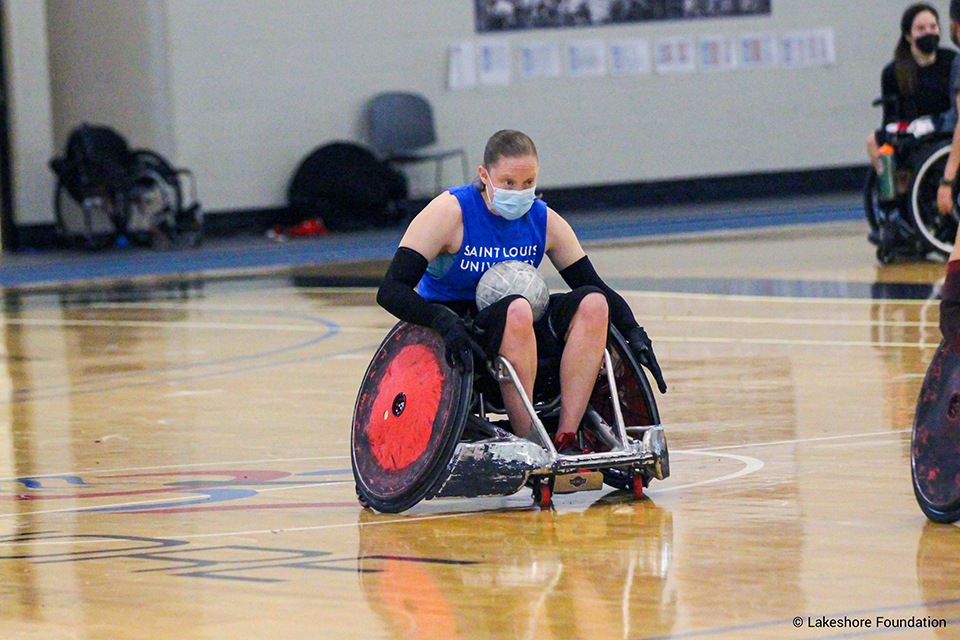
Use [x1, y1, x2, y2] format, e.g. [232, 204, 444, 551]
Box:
[483, 130, 538, 169]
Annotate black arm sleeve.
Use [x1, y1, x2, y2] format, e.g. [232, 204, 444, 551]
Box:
[376, 246, 449, 328]
[559, 255, 638, 333]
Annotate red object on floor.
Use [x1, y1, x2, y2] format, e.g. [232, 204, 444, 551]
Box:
[283, 218, 328, 237]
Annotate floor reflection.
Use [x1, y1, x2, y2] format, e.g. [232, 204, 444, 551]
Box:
[357, 493, 674, 640]
[916, 522, 960, 637]
[1, 278, 206, 313]
[869, 282, 940, 439]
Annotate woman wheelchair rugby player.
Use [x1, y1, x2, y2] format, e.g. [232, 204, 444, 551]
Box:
[351, 130, 669, 512]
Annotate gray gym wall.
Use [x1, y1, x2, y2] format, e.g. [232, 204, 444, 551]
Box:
[8, 1, 916, 225]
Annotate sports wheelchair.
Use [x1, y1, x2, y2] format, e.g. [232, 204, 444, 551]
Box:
[864, 98, 958, 264]
[49, 124, 202, 251]
[351, 321, 669, 513]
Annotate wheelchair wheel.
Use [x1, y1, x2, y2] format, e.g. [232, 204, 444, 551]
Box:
[591, 326, 660, 429]
[911, 142, 957, 257]
[590, 327, 662, 491]
[352, 322, 473, 513]
[912, 336, 960, 524]
[863, 168, 881, 233]
[126, 150, 192, 249]
[54, 180, 122, 251]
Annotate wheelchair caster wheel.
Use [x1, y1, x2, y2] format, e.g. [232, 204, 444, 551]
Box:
[532, 479, 553, 509]
[632, 474, 645, 499]
[356, 485, 371, 509]
[877, 247, 895, 265]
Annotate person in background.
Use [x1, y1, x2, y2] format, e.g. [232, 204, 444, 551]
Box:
[867, 3, 955, 171]
[938, 0, 960, 218]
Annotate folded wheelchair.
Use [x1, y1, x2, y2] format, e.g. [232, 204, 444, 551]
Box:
[49, 123, 202, 250]
[865, 100, 958, 264]
[351, 322, 669, 513]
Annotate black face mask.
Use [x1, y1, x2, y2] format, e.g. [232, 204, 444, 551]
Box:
[916, 33, 940, 54]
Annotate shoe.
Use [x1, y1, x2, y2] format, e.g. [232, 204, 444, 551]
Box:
[553, 431, 582, 455]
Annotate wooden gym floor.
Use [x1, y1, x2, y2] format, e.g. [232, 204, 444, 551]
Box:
[1, 195, 959, 639]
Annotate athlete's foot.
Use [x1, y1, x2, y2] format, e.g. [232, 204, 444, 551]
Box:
[553, 431, 582, 455]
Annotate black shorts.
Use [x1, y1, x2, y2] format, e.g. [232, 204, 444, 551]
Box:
[465, 286, 606, 397]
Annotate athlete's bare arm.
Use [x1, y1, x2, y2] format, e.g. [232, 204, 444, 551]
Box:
[398, 192, 464, 261]
[544, 207, 587, 271]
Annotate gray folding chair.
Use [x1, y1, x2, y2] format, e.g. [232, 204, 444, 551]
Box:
[367, 92, 469, 195]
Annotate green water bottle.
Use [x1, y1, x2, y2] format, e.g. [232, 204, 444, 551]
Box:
[877, 144, 896, 201]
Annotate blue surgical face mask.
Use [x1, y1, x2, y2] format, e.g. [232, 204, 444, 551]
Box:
[490, 185, 536, 220]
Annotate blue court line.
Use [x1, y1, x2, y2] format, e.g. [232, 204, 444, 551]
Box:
[7, 339, 384, 406]
[0, 198, 864, 288]
[569, 201, 864, 243]
[0, 232, 406, 288]
[6, 310, 347, 405]
[589, 277, 938, 301]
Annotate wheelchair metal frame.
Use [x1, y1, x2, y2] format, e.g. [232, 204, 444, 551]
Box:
[427, 347, 669, 506]
[352, 322, 669, 511]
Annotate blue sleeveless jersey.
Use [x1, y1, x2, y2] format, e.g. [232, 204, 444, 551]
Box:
[417, 184, 547, 303]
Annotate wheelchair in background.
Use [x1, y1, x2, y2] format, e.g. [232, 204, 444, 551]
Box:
[865, 97, 958, 264]
[351, 322, 669, 513]
[49, 124, 202, 251]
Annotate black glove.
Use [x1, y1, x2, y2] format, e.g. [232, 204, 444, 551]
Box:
[627, 326, 667, 394]
[432, 308, 485, 372]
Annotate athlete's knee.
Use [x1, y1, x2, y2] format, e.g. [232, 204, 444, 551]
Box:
[504, 296, 535, 331]
[574, 291, 609, 328]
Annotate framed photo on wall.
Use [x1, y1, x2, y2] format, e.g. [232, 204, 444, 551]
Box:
[475, 0, 772, 33]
